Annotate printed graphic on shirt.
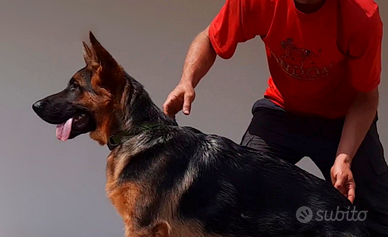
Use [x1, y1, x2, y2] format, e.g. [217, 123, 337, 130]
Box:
[271, 38, 333, 80]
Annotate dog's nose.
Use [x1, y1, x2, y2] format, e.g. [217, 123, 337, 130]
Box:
[32, 100, 43, 114]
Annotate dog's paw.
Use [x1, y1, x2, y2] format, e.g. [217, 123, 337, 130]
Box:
[151, 221, 171, 237]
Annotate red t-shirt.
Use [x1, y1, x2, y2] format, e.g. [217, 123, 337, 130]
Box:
[209, 0, 382, 119]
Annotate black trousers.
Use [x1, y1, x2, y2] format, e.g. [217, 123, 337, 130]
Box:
[241, 98, 388, 236]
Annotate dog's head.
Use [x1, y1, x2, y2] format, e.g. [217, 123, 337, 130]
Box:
[32, 32, 127, 145]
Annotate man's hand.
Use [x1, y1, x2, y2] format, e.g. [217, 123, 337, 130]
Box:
[163, 82, 196, 118]
[163, 26, 216, 119]
[330, 154, 356, 203]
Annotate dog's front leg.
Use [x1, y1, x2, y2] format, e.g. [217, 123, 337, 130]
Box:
[125, 221, 171, 237]
[106, 155, 171, 237]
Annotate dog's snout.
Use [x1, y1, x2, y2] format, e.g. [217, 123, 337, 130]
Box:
[32, 100, 44, 114]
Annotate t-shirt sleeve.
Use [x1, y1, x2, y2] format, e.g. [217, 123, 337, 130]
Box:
[209, 0, 265, 59]
[348, 8, 383, 92]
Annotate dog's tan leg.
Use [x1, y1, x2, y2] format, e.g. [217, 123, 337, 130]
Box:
[106, 155, 171, 237]
[124, 221, 171, 237]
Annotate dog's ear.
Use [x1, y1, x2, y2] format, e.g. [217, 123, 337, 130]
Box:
[87, 31, 125, 94]
[82, 41, 98, 67]
[89, 31, 119, 69]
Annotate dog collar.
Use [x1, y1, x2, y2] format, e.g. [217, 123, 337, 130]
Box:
[107, 124, 161, 151]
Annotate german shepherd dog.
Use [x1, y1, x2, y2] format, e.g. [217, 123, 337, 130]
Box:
[32, 32, 369, 237]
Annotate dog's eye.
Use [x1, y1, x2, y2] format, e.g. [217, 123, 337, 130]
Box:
[69, 83, 78, 90]
[68, 79, 79, 91]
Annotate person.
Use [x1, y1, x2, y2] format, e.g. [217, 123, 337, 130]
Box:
[163, 0, 388, 235]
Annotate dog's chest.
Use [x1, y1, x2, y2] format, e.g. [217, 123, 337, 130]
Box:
[105, 153, 140, 221]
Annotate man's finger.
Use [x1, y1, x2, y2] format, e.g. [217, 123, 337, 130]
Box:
[330, 171, 336, 185]
[162, 101, 169, 115]
[347, 183, 356, 203]
[183, 93, 194, 115]
[163, 96, 176, 119]
[334, 175, 346, 194]
[348, 190, 356, 203]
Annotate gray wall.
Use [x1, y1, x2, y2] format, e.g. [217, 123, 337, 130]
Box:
[0, 0, 387, 236]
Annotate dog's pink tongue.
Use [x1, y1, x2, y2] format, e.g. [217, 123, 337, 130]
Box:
[56, 118, 73, 141]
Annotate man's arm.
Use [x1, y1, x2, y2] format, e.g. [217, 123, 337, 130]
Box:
[331, 87, 379, 203]
[163, 26, 216, 118]
[181, 26, 217, 89]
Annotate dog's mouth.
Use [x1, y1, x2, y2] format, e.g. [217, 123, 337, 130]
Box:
[56, 112, 96, 141]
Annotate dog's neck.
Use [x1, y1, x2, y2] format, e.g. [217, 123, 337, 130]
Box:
[123, 73, 177, 128]
[107, 73, 177, 150]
